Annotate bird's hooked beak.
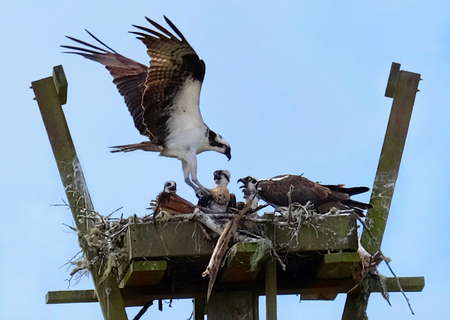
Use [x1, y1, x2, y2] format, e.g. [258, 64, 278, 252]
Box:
[225, 146, 231, 161]
[237, 177, 247, 188]
[168, 185, 176, 192]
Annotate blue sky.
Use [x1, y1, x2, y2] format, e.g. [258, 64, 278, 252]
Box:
[1, 1, 448, 319]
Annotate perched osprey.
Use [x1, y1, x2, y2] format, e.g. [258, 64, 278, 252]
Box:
[152, 181, 196, 217]
[239, 177, 260, 210]
[198, 170, 236, 212]
[238, 175, 372, 216]
[62, 16, 231, 195]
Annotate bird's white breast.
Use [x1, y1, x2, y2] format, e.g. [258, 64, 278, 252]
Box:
[164, 78, 208, 158]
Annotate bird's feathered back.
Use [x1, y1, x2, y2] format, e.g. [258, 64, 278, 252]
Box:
[239, 174, 372, 216]
[152, 181, 196, 216]
[256, 175, 331, 207]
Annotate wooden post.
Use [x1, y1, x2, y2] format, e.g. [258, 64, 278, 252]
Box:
[32, 66, 128, 320]
[361, 62, 421, 253]
[207, 291, 258, 320]
[265, 215, 277, 320]
[342, 63, 421, 320]
[194, 298, 206, 320]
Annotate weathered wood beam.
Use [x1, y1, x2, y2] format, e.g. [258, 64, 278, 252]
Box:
[127, 214, 358, 260]
[220, 243, 266, 282]
[316, 252, 361, 279]
[52, 65, 68, 105]
[265, 215, 277, 320]
[343, 63, 421, 320]
[275, 214, 358, 252]
[32, 66, 127, 320]
[194, 298, 206, 320]
[361, 62, 421, 253]
[46, 276, 425, 305]
[206, 291, 258, 320]
[301, 293, 338, 301]
[119, 260, 167, 288]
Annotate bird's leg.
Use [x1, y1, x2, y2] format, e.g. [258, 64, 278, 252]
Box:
[181, 159, 200, 192]
[190, 166, 211, 197]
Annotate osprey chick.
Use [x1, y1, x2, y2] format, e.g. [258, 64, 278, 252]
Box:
[152, 181, 196, 217]
[238, 174, 372, 216]
[198, 170, 236, 212]
[62, 16, 231, 195]
[238, 176, 260, 210]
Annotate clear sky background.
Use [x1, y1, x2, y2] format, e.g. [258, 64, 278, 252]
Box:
[1, 1, 448, 319]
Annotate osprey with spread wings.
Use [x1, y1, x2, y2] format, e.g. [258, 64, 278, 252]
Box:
[62, 16, 231, 195]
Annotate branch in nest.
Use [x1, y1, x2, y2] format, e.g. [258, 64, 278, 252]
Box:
[202, 200, 253, 301]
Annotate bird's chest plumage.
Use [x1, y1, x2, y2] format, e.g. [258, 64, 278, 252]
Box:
[211, 186, 230, 205]
[162, 78, 208, 158]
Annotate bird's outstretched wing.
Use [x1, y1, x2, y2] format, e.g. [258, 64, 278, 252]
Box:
[61, 32, 149, 135]
[62, 16, 206, 145]
[132, 16, 206, 144]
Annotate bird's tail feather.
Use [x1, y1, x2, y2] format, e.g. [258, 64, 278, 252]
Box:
[110, 141, 163, 153]
[323, 185, 370, 196]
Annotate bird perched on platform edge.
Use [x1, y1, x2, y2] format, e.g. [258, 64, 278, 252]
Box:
[151, 181, 196, 217]
[62, 16, 231, 196]
[238, 174, 372, 217]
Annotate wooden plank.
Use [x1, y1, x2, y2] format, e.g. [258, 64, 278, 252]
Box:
[127, 222, 215, 259]
[220, 243, 266, 282]
[52, 65, 68, 105]
[127, 214, 358, 260]
[46, 276, 424, 305]
[344, 64, 421, 320]
[301, 293, 338, 301]
[385, 62, 401, 98]
[119, 260, 167, 288]
[265, 217, 277, 320]
[46, 290, 97, 304]
[32, 70, 128, 320]
[360, 66, 421, 254]
[265, 256, 277, 319]
[316, 252, 361, 279]
[275, 214, 358, 253]
[194, 298, 206, 320]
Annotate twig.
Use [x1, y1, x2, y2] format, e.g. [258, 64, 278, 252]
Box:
[133, 300, 154, 320]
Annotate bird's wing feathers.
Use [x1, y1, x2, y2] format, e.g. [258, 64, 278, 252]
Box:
[258, 175, 330, 206]
[131, 16, 206, 144]
[62, 17, 206, 144]
[62, 33, 149, 135]
[154, 192, 196, 214]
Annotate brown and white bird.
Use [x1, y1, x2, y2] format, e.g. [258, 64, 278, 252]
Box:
[238, 174, 372, 216]
[152, 181, 196, 217]
[198, 170, 236, 212]
[238, 176, 260, 210]
[62, 16, 231, 196]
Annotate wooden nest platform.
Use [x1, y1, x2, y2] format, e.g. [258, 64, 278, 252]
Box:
[34, 64, 425, 320]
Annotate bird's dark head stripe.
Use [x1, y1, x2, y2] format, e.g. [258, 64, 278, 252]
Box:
[208, 130, 231, 160]
[208, 130, 220, 147]
[214, 170, 230, 182]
